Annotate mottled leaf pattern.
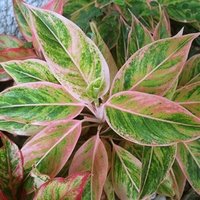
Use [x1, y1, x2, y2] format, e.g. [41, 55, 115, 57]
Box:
[177, 139, 200, 194]
[153, 9, 171, 40]
[0, 35, 23, 50]
[127, 14, 153, 58]
[157, 173, 176, 198]
[0, 82, 83, 125]
[33, 173, 90, 200]
[139, 145, 176, 199]
[178, 54, 200, 87]
[0, 133, 23, 200]
[174, 82, 200, 117]
[104, 172, 115, 200]
[90, 22, 118, 83]
[112, 143, 141, 200]
[111, 34, 198, 96]
[105, 91, 200, 145]
[28, 6, 110, 102]
[42, 0, 64, 14]
[0, 120, 43, 136]
[69, 135, 108, 200]
[1, 59, 58, 84]
[21, 120, 82, 194]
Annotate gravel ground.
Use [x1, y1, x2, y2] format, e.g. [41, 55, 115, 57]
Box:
[0, 0, 49, 38]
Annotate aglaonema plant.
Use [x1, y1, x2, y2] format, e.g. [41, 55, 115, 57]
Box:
[0, 2, 200, 200]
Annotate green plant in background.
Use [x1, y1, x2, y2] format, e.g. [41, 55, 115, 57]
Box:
[0, 0, 200, 200]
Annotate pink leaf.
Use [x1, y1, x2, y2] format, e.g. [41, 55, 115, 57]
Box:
[42, 0, 65, 14]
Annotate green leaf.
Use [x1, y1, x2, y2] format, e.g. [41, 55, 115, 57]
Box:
[105, 91, 200, 145]
[171, 160, 186, 199]
[21, 120, 82, 194]
[159, 0, 200, 23]
[33, 173, 90, 200]
[112, 143, 141, 200]
[174, 82, 200, 118]
[0, 35, 23, 50]
[127, 14, 153, 58]
[98, 11, 121, 49]
[177, 139, 200, 195]
[63, 0, 102, 33]
[69, 135, 108, 200]
[0, 133, 23, 200]
[115, 18, 130, 67]
[0, 82, 83, 125]
[95, 0, 113, 8]
[153, 9, 171, 40]
[28, 6, 110, 102]
[111, 34, 198, 96]
[1, 59, 58, 84]
[90, 22, 118, 83]
[157, 173, 176, 198]
[104, 172, 115, 200]
[0, 120, 43, 136]
[139, 145, 176, 199]
[178, 54, 200, 87]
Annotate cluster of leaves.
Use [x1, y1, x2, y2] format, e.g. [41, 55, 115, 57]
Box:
[0, 0, 200, 199]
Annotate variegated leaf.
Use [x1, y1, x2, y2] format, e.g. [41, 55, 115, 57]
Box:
[139, 145, 176, 199]
[127, 14, 153, 59]
[21, 120, 82, 194]
[0, 132, 23, 200]
[0, 120, 43, 136]
[105, 91, 200, 145]
[177, 139, 200, 194]
[0, 82, 83, 125]
[158, 0, 200, 23]
[112, 143, 141, 200]
[153, 9, 171, 40]
[33, 173, 90, 200]
[90, 22, 118, 83]
[178, 54, 200, 87]
[63, 0, 102, 33]
[27, 6, 110, 102]
[13, 0, 32, 41]
[115, 18, 130, 67]
[111, 34, 198, 96]
[0, 35, 23, 50]
[104, 172, 115, 200]
[174, 82, 200, 117]
[171, 160, 186, 199]
[42, 0, 64, 14]
[69, 135, 108, 200]
[157, 173, 176, 198]
[1, 59, 58, 84]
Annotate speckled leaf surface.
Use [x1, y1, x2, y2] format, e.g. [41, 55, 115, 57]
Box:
[0, 120, 43, 136]
[178, 54, 200, 87]
[69, 135, 108, 200]
[63, 0, 102, 33]
[174, 82, 200, 117]
[0, 82, 83, 125]
[0, 132, 23, 200]
[139, 145, 176, 199]
[33, 173, 90, 200]
[28, 6, 110, 102]
[1, 59, 58, 84]
[104, 172, 115, 200]
[177, 139, 200, 194]
[127, 14, 153, 58]
[105, 91, 200, 145]
[21, 120, 82, 194]
[111, 34, 198, 96]
[112, 143, 141, 200]
[90, 22, 118, 83]
[158, 0, 200, 23]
